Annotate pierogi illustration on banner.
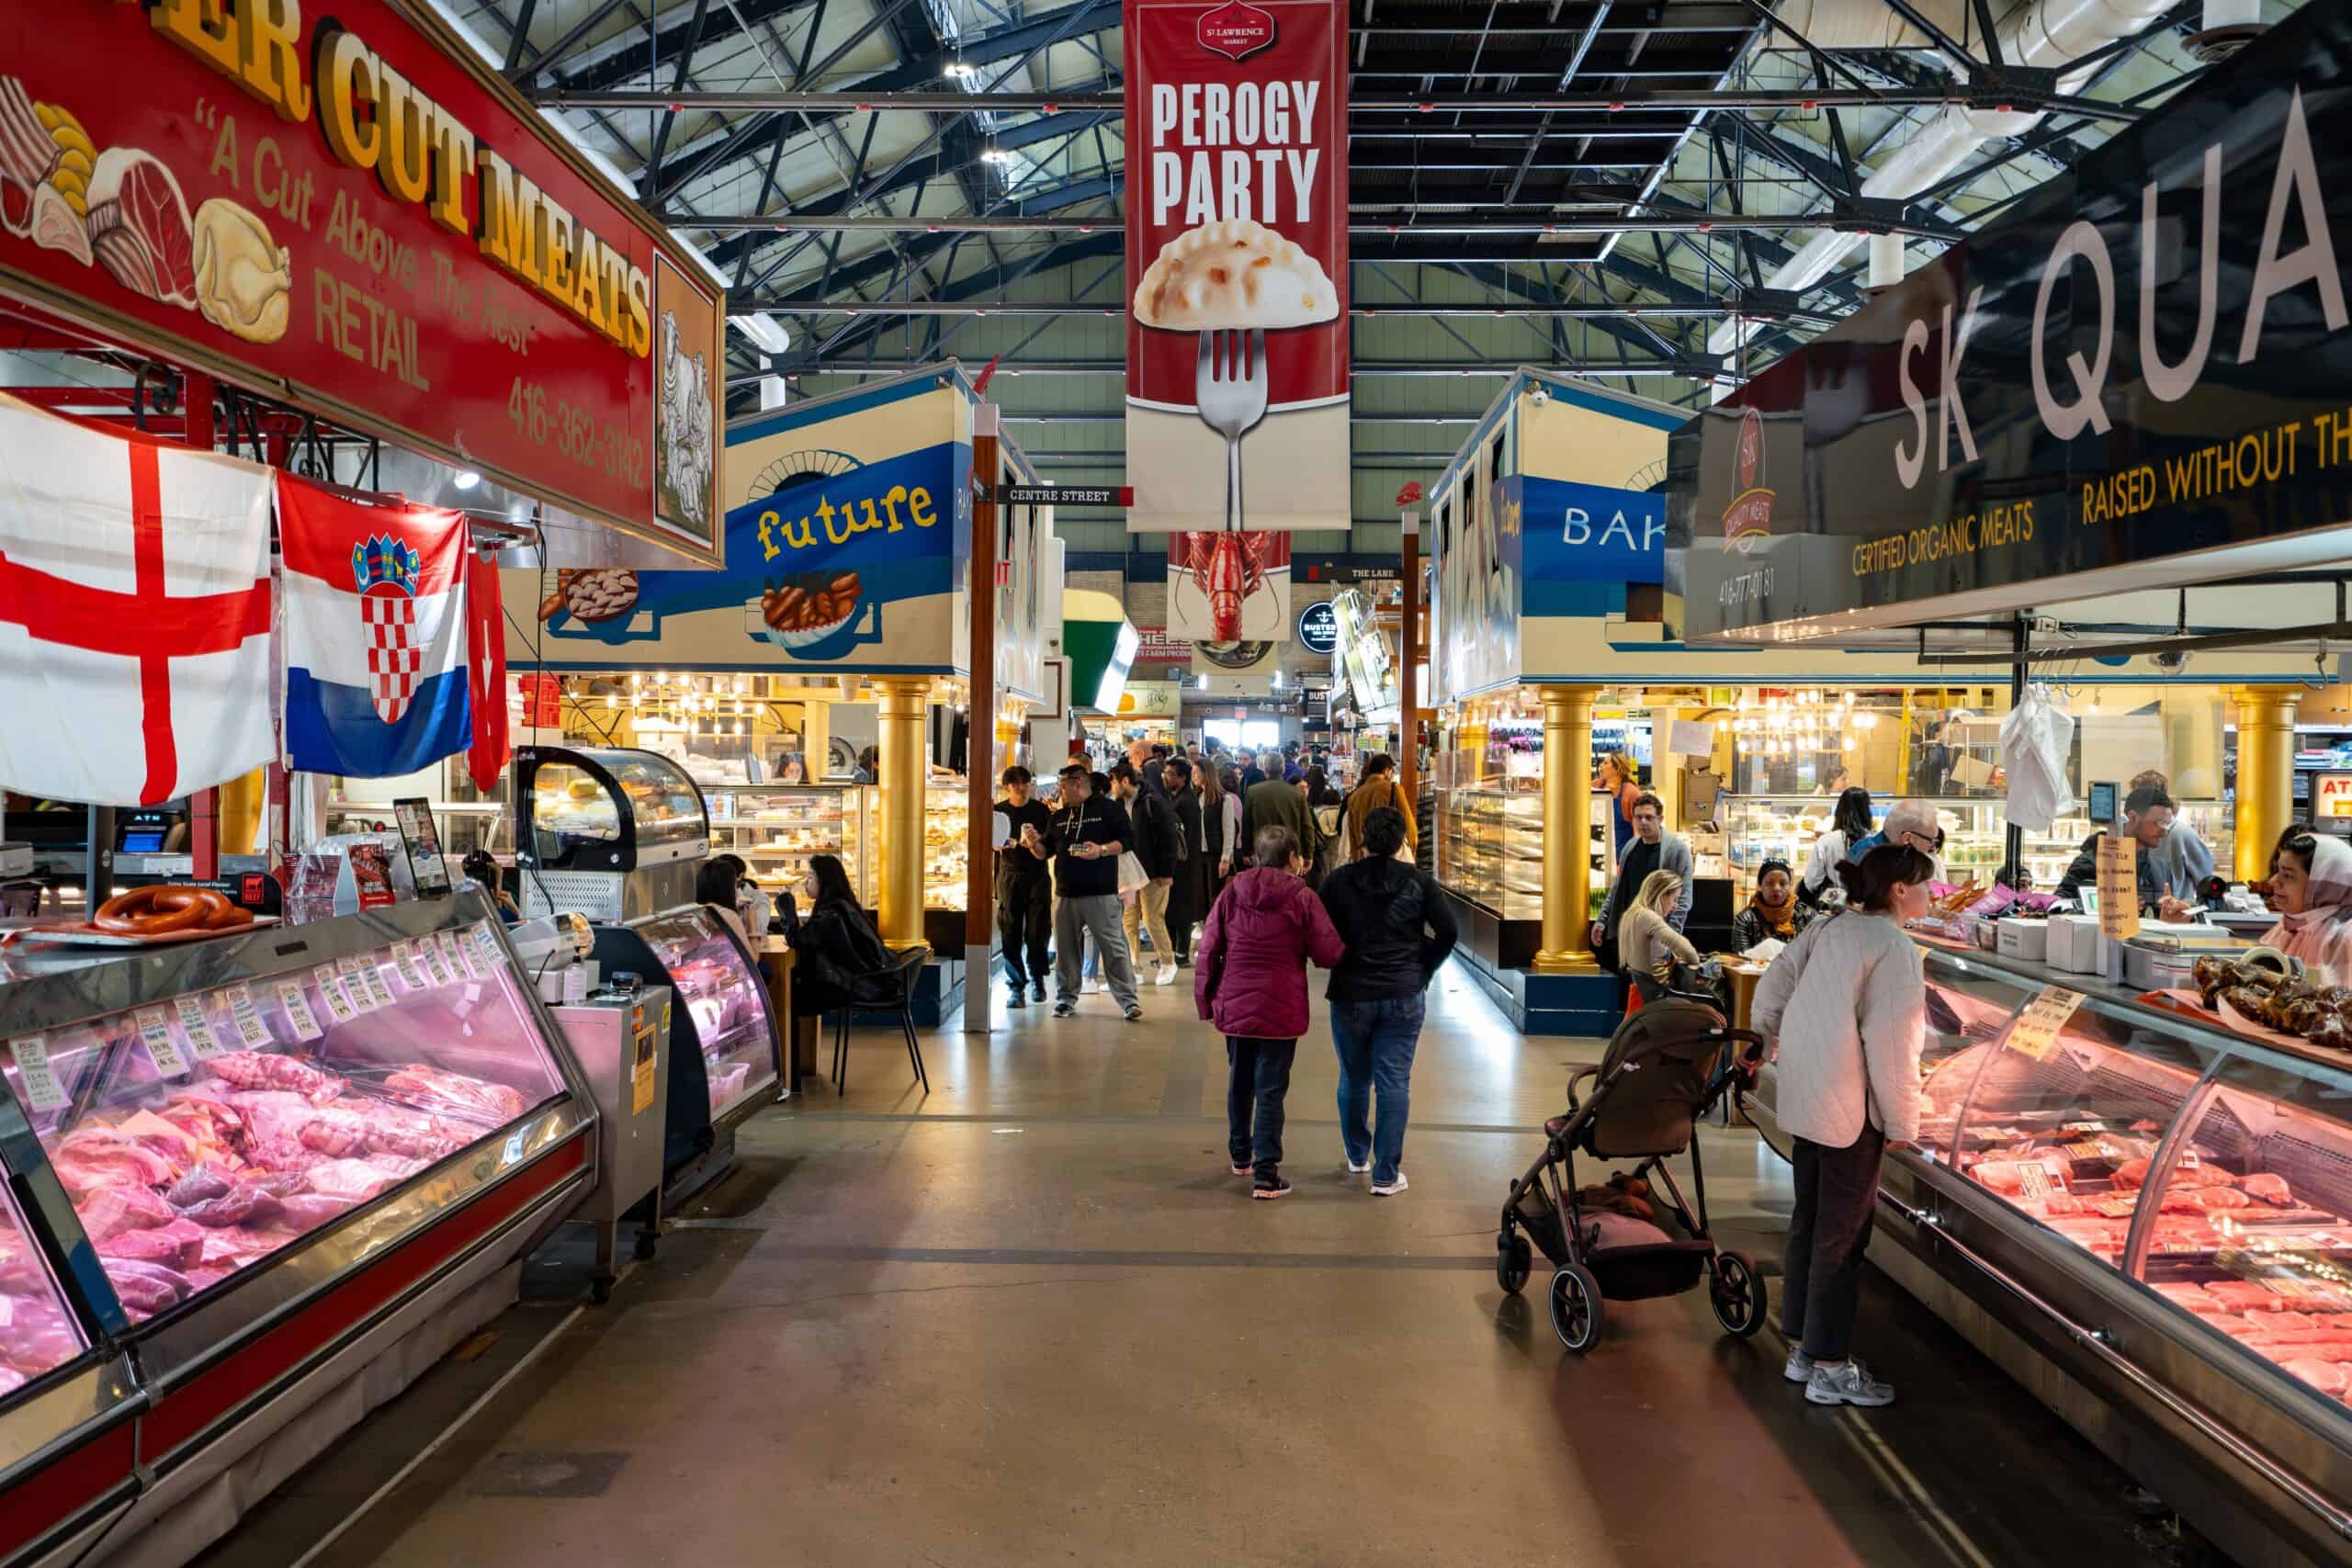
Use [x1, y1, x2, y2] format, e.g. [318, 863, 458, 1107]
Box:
[1124, 0, 1349, 534]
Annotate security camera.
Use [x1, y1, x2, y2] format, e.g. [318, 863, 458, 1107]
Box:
[2154, 649, 2190, 674]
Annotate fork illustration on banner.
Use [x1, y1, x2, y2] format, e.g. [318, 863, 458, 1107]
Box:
[1194, 327, 1268, 533]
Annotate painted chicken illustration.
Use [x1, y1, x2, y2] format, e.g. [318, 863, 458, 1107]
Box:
[1179, 531, 1275, 642]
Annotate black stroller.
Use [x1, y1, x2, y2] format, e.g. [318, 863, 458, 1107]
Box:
[1495, 986, 1770, 1351]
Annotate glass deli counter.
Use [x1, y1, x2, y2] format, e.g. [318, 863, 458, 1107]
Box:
[705, 784, 867, 896]
[1748, 943, 2352, 1567]
[515, 746, 710, 920]
[0, 892, 594, 1563]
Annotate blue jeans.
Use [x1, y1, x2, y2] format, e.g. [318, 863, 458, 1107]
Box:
[1331, 995, 1426, 1185]
[1226, 1037, 1297, 1177]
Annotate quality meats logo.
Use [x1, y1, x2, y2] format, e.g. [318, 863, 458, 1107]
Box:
[1722, 404, 1775, 555]
[1197, 1, 1276, 60]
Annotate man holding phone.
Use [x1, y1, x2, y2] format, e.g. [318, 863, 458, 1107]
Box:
[1049, 762, 1144, 1020]
[994, 766, 1055, 1007]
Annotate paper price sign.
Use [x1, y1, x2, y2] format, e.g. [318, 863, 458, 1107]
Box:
[2006, 984, 2086, 1062]
[391, 941, 433, 991]
[313, 965, 358, 1024]
[417, 937, 454, 988]
[6, 1034, 65, 1113]
[438, 931, 472, 981]
[223, 983, 275, 1048]
[135, 1005, 191, 1077]
[173, 995, 224, 1060]
[457, 926, 488, 980]
[2095, 834, 2143, 941]
[277, 980, 324, 1041]
[472, 921, 510, 969]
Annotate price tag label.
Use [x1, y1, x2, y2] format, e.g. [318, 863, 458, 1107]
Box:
[472, 920, 510, 969]
[276, 979, 324, 1041]
[7, 1034, 65, 1112]
[223, 982, 274, 1048]
[2006, 984, 2086, 1061]
[457, 925, 489, 980]
[413, 938, 450, 988]
[313, 964, 357, 1024]
[134, 1005, 190, 1077]
[2016, 1160, 2059, 1201]
[173, 994, 224, 1060]
[2096, 834, 2143, 941]
[436, 931, 471, 981]
[390, 941, 432, 990]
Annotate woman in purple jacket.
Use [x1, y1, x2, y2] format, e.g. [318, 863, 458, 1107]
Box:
[1194, 825, 1347, 1199]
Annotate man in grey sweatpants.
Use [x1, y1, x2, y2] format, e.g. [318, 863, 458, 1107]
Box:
[1047, 763, 1143, 1021]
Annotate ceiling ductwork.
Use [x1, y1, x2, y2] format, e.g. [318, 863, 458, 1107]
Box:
[1708, 0, 2180, 376]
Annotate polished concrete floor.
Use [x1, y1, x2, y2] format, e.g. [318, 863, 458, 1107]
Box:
[204, 961, 2193, 1568]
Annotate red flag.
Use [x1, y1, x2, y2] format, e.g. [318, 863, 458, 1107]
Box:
[466, 544, 509, 792]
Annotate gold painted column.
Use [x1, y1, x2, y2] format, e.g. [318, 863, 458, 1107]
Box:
[874, 677, 930, 946]
[2232, 685, 2302, 884]
[800, 697, 831, 781]
[1534, 684, 1603, 972]
[219, 768, 266, 857]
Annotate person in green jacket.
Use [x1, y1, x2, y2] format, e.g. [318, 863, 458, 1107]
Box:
[1241, 749, 1319, 876]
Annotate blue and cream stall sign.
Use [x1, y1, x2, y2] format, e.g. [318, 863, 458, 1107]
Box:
[504, 373, 977, 674]
[1427, 372, 1679, 703]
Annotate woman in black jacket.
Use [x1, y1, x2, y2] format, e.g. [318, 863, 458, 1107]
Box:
[1316, 807, 1460, 1194]
[787, 853, 894, 1017]
[1164, 757, 1204, 964]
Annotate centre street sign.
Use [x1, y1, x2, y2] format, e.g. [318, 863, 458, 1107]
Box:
[997, 484, 1135, 507]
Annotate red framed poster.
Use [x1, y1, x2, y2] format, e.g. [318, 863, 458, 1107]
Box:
[1124, 0, 1349, 534]
[0, 0, 723, 562]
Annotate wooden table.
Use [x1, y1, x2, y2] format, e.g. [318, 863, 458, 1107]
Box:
[757, 937, 816, 1092]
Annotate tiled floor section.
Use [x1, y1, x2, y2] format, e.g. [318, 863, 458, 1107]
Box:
[201, 961, 2187, 1568]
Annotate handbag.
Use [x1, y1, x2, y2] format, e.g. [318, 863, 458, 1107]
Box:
[1117, 850, 1148, 896]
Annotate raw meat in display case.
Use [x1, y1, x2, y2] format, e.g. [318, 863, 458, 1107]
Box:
[0, 896, 596, 1568]
[1, 934, 569, 1325]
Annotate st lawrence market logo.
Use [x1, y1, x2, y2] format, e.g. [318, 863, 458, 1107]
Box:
[351, 534, 424, 724]
[1198, 0, 1275, 61]
[1722, 404, 1775, 555]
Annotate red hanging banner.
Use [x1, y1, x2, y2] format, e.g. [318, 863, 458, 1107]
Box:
[1123, 0, 1349, 534]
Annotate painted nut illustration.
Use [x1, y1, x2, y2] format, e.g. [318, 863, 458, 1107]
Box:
[191, 197, 291, 344]
[547, 569, 639, 623]
[761, 571, 860, 633]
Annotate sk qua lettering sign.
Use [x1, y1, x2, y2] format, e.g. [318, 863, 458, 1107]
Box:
[0, 0, 723, 560]
[1672, 2, 2352, 642]
[1124, 0, 1348, 534]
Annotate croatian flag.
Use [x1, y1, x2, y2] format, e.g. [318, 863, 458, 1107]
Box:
[277, 475, 473, 777]
[0, 392, 275, 806]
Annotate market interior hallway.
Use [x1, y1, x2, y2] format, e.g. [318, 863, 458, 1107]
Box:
[207, 964, 2165, 1568]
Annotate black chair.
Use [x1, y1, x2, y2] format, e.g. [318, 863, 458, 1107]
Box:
[831, 945, 932, 1095]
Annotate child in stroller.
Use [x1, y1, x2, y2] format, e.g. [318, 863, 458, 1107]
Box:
[1496, 981, 1768, 1350]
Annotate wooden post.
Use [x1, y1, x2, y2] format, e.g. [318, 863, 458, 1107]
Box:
[965, 405, 1000, 1034]
[1399, 508, 1421, 805]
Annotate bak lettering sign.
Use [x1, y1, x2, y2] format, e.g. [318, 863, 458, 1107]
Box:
[0, 0, 723, 561]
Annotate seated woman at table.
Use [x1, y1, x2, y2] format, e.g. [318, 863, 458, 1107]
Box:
[1620, 869, 1703, 1006]
[787, 854, 894, 1016]
[1734, 859, 1813, 953]
[2260, 828, 2352, 986]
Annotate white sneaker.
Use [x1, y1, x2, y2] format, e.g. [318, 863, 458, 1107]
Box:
[1370, 1172, 1408, 1196]
[1154, 964, 1178, 987]
[1783, 1348, 1815, 1384]
[1805, 1359, 1894, 1407]
[1084, 977, 1104, 994]
[1347, 1158, 1371, 1174]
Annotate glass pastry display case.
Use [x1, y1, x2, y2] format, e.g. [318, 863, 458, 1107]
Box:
[920, 782, 969, 911]
[1748, 942, 2352, 1567]
[0, 892, 594, 1563]
[1722, 795, 2006, 889]
[704, 784, 867, 897]
[514, 746, 710, 920]
[592, 905, 781, 1187]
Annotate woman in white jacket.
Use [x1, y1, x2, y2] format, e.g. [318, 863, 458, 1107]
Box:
[1751, 842, 1935, 1408]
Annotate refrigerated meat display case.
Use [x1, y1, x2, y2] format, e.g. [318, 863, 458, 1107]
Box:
[0, 890, 596, 1567]
[1747, 941, 2352, 1568]
[594, 906, 782, 1196]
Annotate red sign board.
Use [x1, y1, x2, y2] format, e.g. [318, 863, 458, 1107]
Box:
[516, 671, 560, 728]
[0, 0, 723, 562]
[1124, 0, 1348, 532]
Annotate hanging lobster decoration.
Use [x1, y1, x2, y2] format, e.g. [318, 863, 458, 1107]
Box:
[1178, 530, 1277, 642]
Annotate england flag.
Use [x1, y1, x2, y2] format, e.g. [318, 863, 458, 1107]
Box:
[278, 475, 473, 777]
[0, 391, 275, 806]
